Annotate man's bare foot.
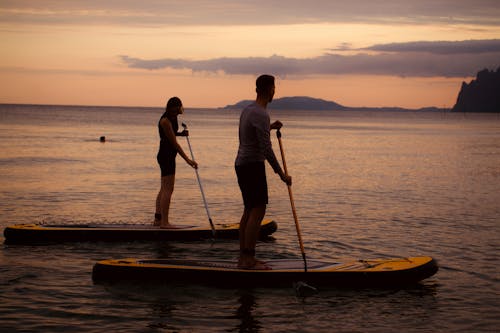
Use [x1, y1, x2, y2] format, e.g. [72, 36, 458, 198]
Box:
[238, 257, 271, 270]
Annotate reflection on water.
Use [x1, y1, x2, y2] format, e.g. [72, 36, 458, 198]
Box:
[94, 273, 440, 333]
[1, 105, 499, 332]
[234, 291, 261, 332]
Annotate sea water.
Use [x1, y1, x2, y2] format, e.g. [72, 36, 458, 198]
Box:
[0, 104, 499, 332]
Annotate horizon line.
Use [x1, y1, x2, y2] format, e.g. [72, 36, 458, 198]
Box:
[0, 97, 451, 111]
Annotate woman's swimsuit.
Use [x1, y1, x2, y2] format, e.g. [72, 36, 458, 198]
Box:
[157, 112, 178, 176]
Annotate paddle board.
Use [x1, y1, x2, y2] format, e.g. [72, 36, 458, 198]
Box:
[3, 219, 277, 243]
[92, 256, 438, 287]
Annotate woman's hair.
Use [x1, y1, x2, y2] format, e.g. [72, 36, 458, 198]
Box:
[166, 97, 182, 112]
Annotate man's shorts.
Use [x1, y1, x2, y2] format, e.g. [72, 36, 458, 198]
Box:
[235, 161, 268, 209]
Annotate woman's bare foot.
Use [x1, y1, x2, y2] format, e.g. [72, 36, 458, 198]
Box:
[153, 213, 161, 226]
[160, 223, 183, 229]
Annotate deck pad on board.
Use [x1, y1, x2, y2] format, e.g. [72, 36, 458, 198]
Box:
[3, 219, 277, 243]
[139, 259, 336, 271]
[93, 256, 439, 287]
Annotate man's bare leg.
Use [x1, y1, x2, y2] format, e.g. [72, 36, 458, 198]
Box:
[238, 204, 270, 269]
[239, 208, 250, 252]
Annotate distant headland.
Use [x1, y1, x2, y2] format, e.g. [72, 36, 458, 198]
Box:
[222, 96, 346, 111]
[452, 68, 500, 113]
[222, 68, 500, 113]
[221, 96, 446, 112]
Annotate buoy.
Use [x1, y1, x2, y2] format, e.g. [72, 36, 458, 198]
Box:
[99, 136, 106, 142]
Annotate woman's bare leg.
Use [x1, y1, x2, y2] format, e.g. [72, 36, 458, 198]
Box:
[154, 190, 161, 226]
[160, 174, 175, 228]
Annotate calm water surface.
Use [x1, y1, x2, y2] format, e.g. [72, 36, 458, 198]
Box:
[1, 104, 499, 332]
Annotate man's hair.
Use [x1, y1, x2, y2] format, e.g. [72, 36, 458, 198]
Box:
[166, 96, 182, 112]
[256, 75, 275, 93]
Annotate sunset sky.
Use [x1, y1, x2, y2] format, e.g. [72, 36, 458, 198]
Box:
[1, 0, 499, 108]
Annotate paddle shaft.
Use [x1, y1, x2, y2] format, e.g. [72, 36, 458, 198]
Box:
[276, 129, 308, 272]
[182, 123, 216, 237]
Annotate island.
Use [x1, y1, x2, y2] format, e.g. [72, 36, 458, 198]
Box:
[221, 96, 445, 112]
[222, 96, 346, 111]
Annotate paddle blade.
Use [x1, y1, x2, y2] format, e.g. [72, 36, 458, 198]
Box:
[294, 281, 318, 297]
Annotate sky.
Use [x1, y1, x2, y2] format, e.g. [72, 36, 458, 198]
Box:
[1, 0, 499, 108]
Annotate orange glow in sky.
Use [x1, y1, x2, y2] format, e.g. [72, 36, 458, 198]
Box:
[1, 1, 499, 108]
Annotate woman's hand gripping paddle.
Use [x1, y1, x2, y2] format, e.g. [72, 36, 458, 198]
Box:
[182, 123, 216, 238]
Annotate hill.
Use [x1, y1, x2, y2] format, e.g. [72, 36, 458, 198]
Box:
[222, 96, 346, 111]
[221, 96, 445, 112]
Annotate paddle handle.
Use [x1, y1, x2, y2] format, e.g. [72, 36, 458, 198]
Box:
[182, 123, 216, 237]
[276, 129, 308, 272]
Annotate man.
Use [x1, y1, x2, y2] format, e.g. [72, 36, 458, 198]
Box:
[235, 74, 292, 269]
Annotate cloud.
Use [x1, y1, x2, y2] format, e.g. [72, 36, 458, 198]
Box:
[120, 55, 303, 75]
[120, 40, 500, 78]
[364, 39, 500, 54]
[1, 0, 500, 26]
[0, 65, 147, 77]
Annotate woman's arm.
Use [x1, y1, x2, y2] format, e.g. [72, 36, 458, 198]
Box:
[160, 118, 198, 169]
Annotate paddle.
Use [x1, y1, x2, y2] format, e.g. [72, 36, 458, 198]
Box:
[181, 122, 216, 237]
[276, 129, 308, 272]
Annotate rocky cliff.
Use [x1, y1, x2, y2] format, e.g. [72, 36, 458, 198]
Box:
[452, 68, 500, 113]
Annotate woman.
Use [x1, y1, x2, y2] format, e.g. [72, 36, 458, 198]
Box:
[154, 97, 198, 228]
